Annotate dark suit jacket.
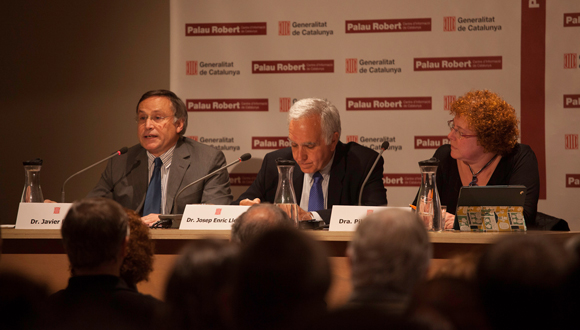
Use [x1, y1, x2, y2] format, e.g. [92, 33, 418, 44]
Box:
[233, 141, 388, 223]
[88, 137, 233, 216]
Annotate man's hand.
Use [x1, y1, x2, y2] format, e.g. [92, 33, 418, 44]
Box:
[444, 212, 455, 230]
[44, 199, 57, 203]
[240, 198, 261, 206]
[297, 207, 313, 221]
[141, 213, 161, 227]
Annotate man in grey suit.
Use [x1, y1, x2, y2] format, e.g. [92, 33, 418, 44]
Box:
[88, 90, 232, 226]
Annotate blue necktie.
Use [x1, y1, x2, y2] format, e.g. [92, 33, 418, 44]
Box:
[308, 172, 324, 212]
[143, 157, 162, 215]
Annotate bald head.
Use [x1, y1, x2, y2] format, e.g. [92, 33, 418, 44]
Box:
[231, 203, 294, 245]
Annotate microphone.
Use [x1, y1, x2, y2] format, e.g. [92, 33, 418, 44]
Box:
[154, 153, 251, 228]
[358, 141, 389, 206]
[60, 147, 128, 202]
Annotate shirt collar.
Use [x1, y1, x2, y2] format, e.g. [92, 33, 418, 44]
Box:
[146, 143, 176, 167]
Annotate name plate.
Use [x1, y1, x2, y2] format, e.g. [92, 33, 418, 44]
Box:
[329, 206, 410, 231]
[179, 205, 250, 230]
[15, 203, 72, 229]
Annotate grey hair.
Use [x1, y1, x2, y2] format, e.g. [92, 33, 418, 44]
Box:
[348, 208, 432, 297]
[231, 203, 294, 245]
[288, 98, 341, 144]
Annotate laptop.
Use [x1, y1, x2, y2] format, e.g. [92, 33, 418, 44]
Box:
[454, 185, 527, 232]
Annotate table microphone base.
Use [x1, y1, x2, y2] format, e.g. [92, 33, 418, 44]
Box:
[151, 214, 183, 229]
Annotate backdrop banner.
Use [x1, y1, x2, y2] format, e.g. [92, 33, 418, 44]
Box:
[170, 0, 580, 229]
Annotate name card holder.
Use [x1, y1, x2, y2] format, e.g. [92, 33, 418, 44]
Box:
[179, 205, 250, 230]
[329, 206, 410, 231]
[15, 203, 72, 229]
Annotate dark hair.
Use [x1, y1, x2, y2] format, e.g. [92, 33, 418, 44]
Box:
[137, 89, 188, 136]
[120, 209, 154, 288]
[165, 240, 239, 330]
[231, 203, 294, 245]
[61, 198, 128, 270]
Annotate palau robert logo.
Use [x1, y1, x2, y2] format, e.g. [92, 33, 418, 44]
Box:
[382, 174, 422, 187]
[564, 53, 578, 69]
[278, 20, 333, 36]
[443, 16, 502, 32]
[347, 135, 402, 152]
[346, 97, 432, 111]
[252, 60, 334, 74]
[565, 134, 578, 150]
[414, 56, 502, 71]
[186, 61, 240, 76]
[252, 137, 291, 150]
[346, 58, 401, 74]
[566, 174, 580, 188]
[196, 136, 240, 152]
[345, 18, 431, 33]
[229, 173, 258, 186]
[414, 136, 449, 149]
[443, 95, 457, 110]
[186, 99, 269, 112]
[564, 13, 580, 27]
[564, 94, 580, 108]
[185, 22, 267, 36]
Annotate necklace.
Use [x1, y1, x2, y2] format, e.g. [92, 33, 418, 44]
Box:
[467, 154, 498, 186]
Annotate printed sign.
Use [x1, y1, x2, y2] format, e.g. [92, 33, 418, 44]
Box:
[15, 203, 72, 229]
[179, 205, 250, 230]
[329, 206, 411, 231]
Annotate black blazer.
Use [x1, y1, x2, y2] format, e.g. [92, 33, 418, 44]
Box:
[233, 141, 388, 223]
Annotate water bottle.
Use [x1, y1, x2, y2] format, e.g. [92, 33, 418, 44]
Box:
[416, 157, 442, 232]
[22, 158, 44, 203]
[273, 158, 299, 226]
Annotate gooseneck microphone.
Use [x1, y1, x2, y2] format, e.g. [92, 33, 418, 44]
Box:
[154, 153, 251, 227]
[358, 141, 389, 206]
[60, 147, 128, 202]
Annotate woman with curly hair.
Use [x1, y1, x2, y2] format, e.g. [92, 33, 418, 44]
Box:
[433, 90, 540, 229]
[120, 209, 155, 290]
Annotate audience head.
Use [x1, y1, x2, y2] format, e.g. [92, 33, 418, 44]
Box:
[120, 209, 155, 289]
[164, 240, 239, 330]
[287, 98, 340, 174]
[231, 203, 294, 245]
[232, 227, 331, 330]
[61, 197, 129, 273]
[476, 235, 572, 330]
[348, 209, 431, 302]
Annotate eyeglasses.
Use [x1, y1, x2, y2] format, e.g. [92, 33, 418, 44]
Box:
[447, 120, 477, 139]
[136, 114, 173, 125]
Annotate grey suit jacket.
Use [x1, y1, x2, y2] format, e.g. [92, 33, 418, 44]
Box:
[88, 137, 233, 215]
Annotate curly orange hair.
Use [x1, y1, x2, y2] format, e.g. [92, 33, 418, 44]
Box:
[450, 90, 519, 156]
[120, 209, 155, 287]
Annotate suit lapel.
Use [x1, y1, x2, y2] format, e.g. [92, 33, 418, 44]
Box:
[165, 140, 190, 213]
[328, 142, 346, 207]
[131, 148, 149, 213]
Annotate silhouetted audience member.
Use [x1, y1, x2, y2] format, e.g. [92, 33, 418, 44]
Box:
[346, 208, 431, 315]
[476, 235, 572, 330]
[231, 227, 331, 330]
[43, 198, 163, 330]
[121, 209, 155, 290]
[231, 203, 294, 245]
[409, 277, 490, 330]
[0, 271, 48, 330]
[306, 305, 429, 330]
[164, 240, 239, 330]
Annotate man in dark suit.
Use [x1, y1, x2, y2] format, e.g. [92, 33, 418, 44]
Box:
[88, 90, 232, 226]
[233, 98, 387, 224]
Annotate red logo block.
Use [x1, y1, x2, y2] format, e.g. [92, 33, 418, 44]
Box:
[566, 174, 580, 188]
[443, 95, 456, 110]
[346, 135, 359, 143]
[186, 61, 198, 75]
[565, 134, 579, 149]
[279, 21, 291, 36]
[443, 16, 456, 32]
[215, 208, 222, 215]
[366, 210, 374, 215]
[346, 58, 357, 73]
[280, 98, 291, 112]
[189, 136, 199, 141]
[564, 53, 577, 69]
[54, 207, 60, 214]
